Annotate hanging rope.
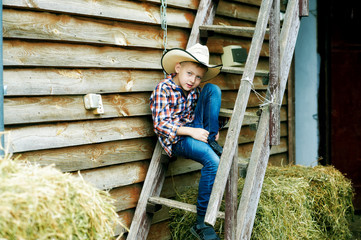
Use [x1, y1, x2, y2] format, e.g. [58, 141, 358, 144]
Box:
[160, 0, 168, 77]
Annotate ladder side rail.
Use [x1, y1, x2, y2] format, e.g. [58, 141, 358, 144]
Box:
[205, 0, 274, 226]
[269, 0, 281, 146]
[127, 142, 168, 240]
[187, 0, 220, 49]
[235, 0, 302, 239]
[224, 148, 239, 240]
[236, 107, 271, 240]
[299, 0, 309, 17]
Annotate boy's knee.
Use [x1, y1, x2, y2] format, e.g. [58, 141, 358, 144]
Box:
[203, 83, 221, 97]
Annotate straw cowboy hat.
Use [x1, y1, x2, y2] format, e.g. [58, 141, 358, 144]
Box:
[161, 43, 222, 82]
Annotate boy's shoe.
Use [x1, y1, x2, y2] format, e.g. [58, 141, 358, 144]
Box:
[209, 141, 223, 157]
[190, 224, 220, 240]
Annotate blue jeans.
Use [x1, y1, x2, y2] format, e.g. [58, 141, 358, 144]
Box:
[173, 83, 221, 216]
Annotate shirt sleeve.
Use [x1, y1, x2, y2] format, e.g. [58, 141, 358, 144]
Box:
[150, 84, 181, 144]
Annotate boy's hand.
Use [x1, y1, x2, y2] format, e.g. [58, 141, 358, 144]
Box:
[190, 128, 209, 143]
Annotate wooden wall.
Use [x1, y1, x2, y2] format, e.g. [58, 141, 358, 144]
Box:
[3, 0, 290, 239]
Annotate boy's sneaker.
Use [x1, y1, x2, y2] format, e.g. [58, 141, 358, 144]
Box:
[190, 224, 220, 240]
[209, 141, 223, 157]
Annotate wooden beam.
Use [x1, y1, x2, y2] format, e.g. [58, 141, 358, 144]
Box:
[3, 0, 195, 28]
[269, 0, 281, 145]
[299, 0, 309, 17]
[3, 9, 188, 49]
[5, 93, 152, 124]
[187, 0, 219, 48]
[224, 148, 238, 240]
[3, 40, 162, 68]
[4, 68, 267, 96]
[15, 138, 156, 172]
[217, 1, 260, 22]
[205, 0, 273, 226]
[5, 116, 154, 153]
[236, 107, 271, 240]
[75, 161, 150, 190]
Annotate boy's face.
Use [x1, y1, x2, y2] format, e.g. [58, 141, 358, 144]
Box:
[173, 62, 207, 93]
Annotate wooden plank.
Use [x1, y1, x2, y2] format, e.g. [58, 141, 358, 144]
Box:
[15, 138, 156, 172]
[149, 197, 225, 218]
[217, 1, 259, 22]
[75, 161, 149, 190]
[200, 25, 269, 39]
[110, 184, 142, 212]
[224, 148, 238, 240]
[4, 69, 268, 96]
[127, 142, 169, 240]
[205, 0, 273, 225]
[3, 40, 162, 68]
[143, 0, 199, 10]
[268, 0, 281, 145]
[114, 209, 134, 238]
[5, 116, 154, 153]
[287, 59, 296, 164]
[3, 0, 264, 29]
[3, 0, 195, 28]
[299, 0, 309, 17]
[221, 67, 269, 77]
[5, 93, 152, 124]
[3, 9, 188, 49]
[225, 0, 287, 11]
[147, 220, 171, 240]
[187, 0, 219, 48]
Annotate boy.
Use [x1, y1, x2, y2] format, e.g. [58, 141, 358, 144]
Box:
[150, 43, 223, 240]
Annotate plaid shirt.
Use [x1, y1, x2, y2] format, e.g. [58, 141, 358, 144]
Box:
[150, 74, 201, 157]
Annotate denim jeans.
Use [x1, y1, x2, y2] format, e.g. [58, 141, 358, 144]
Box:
[172, 83, 221, 216]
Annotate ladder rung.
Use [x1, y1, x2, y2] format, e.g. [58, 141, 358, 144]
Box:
[221, 67, 269, 77]
[219, 108, 260, 125]
[148, 196, 225, 219]
[200, 25, 269, 38]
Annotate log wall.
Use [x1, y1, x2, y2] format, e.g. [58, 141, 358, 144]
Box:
[3, 0, 290, 238]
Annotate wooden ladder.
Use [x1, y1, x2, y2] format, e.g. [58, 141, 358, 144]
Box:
[127, 0, 308, 239]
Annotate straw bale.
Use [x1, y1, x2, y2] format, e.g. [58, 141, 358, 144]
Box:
[169, 165, 354, 240]
[0, 154, 124, 240]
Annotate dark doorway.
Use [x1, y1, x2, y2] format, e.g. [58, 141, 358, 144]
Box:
[318, 0, 361, 210]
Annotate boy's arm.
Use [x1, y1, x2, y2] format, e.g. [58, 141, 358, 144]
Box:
[150, 85, 182, 144]
[177, 126, 210, 143]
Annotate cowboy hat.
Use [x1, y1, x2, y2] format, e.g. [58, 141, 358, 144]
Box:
[161, 43, 222, 82]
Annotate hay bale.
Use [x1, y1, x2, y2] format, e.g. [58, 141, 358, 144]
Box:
[0, 154, 123, 240]
[169, 165, 354, 240]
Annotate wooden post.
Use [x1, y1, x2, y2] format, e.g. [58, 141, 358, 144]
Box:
[269, 0, 281, 146]
[299, 0, 309, 17]
[224, 148, 238, 240]
[205, 0, 273, 226]
[236, 0, 301, 238]
[186, 0, 220, 49]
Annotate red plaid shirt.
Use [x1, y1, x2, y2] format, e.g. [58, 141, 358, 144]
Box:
[150, 74, 200, 157]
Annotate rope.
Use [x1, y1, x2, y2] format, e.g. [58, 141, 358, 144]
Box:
[241, 77, 281, 109]
[160, 0, 168, 78]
